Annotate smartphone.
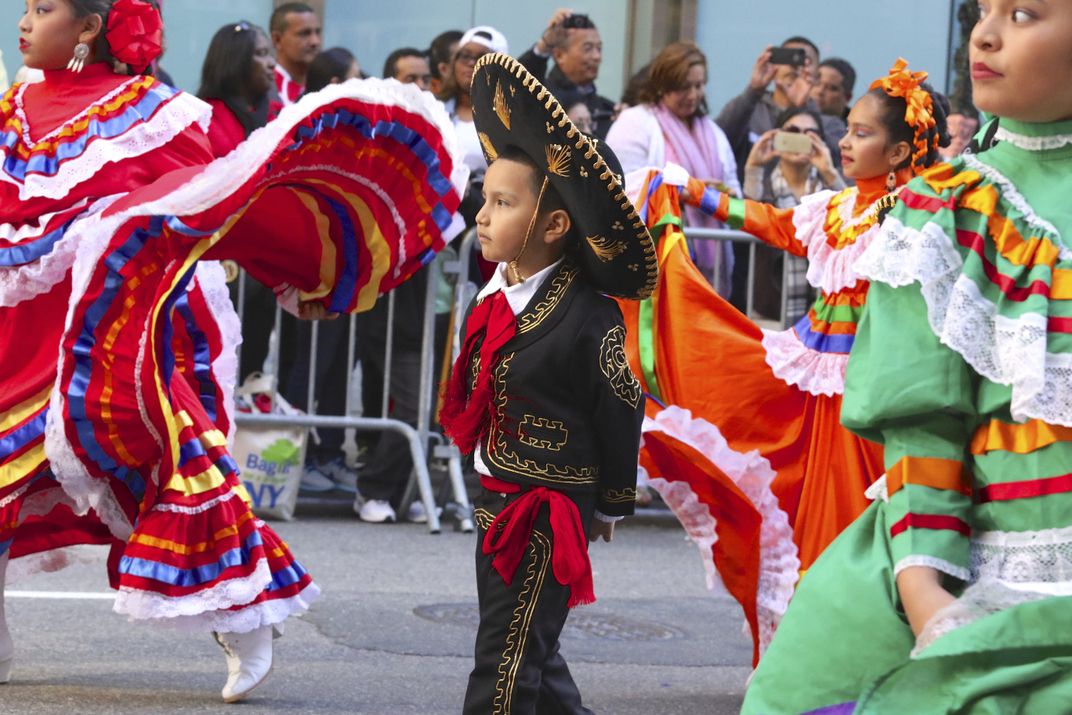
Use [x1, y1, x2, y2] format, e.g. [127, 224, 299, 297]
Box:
[773, 130, 813, 155]
[769, 46, 806, 67]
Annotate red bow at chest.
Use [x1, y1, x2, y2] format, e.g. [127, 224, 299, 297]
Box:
[440, 291, 517, 455]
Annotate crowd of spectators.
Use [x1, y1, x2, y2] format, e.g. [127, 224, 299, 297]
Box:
[0, 5, 977, 522]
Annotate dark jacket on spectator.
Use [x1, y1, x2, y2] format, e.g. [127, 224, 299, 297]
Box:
[716, 87, 844, 181]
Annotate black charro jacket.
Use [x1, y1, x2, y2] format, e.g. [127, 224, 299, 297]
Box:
[460, 258, 644, 517]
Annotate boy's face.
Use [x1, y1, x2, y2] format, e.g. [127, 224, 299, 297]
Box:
[475, 159, 541, 264]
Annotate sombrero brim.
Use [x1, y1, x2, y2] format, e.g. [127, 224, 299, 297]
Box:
[471, 53, 657, 300]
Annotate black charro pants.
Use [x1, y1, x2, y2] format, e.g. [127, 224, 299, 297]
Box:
[463, 487, 596, 715]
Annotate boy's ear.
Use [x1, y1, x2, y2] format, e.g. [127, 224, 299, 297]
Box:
[542, 207, 572, 244]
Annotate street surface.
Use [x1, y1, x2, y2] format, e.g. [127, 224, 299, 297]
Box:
[1, 500, 750, 714]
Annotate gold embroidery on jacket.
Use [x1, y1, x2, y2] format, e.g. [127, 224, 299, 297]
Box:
[516, 264, 579, 335]
[517, 415, 568, 451]
[601, 487, 637, 504]
[484, 354, 598, 484]
[599, 325, 642, 407]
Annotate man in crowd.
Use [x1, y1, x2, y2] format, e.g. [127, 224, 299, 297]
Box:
[812, 57, 855, 122]
[716, 37, 844, 178]
[269, 2, 322, 119]
[383, 47, 432, 91]
[519, 9, 616, 139]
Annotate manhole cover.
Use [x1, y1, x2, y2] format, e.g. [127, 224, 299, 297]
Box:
[413, 603, 683, 641]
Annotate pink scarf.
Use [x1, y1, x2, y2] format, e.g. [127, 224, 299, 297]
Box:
[654, 103, 733, 295]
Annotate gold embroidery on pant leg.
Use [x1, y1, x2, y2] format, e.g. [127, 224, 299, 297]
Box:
[493, 529, 551, 714]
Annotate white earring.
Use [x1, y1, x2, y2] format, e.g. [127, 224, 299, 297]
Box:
[67, 42, 90, 73]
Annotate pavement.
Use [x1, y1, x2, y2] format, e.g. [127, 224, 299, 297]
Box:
[1, 498, 750, 715]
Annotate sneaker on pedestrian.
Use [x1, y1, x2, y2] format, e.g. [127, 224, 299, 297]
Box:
[299, 462, 335, 493]
[318, 456, 358, 493]
[359, 499, 396, 523]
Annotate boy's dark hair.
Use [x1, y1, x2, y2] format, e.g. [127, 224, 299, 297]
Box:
[819, 58, 856, 96]
[775, 106, 827, 143]
[496, 146, 579, 246]
[305, 47, 356, 93]
[270, 2, 316, 35]
[383, 47, 426, 79]
[868, 82, 951, 170]
[428, 30, 463, 80]
[782, 35, 819, 60]
[198, 22, 270, 136]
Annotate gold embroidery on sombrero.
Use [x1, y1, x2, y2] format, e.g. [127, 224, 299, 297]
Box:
[479, 132, 498, 161]
[545, 143, 572, 178]
[493, 81, 512, 130]
[586, 234, 627, 262]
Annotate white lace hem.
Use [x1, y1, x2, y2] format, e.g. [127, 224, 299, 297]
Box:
[642, 406, 799, 655]
[760, 327, 847, 396]
[15, 91, 212, 201]
[971, 524, 1072, 594]
[857, 215, 1072, 426]
[791, 189, 875, 293]
[0, 196, 121, 307]
[961, 155, 1062, 243]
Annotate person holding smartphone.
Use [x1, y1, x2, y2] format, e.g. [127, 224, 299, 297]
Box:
[743, 108, 845, 323]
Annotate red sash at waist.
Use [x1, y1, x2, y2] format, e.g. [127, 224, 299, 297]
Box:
[479, 475, 594, 608]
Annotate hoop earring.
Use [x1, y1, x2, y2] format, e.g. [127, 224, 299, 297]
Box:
[67, 42, 91, 73]
[885, 170, 897, 193]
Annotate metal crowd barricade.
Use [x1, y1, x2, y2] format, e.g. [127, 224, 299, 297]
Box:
[230, 236, 478, 533]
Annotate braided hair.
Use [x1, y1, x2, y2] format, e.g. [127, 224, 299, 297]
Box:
[868, 80, 952, 173]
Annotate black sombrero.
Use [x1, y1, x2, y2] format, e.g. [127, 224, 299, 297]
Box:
[470, 53, 658, 300]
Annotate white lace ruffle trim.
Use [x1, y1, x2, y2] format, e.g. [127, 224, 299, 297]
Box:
[857, 214, 1072, 426]
[0, 196, 121, 308]
[14, 91, 212, 201]
[993, 126, 1072, 154]
[760, 327, 847, 396]
[791, 189, 875, 293]
[642, 406, 799, 655]
[192, 262, 241, 444]
[115, 561, 321, 633]
[123, 77, 469, 219]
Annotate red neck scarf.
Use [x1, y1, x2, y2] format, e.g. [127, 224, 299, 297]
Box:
[440, 291, 517, 454]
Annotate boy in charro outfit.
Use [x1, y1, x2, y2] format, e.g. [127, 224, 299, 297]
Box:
[439, 54, 658, 714]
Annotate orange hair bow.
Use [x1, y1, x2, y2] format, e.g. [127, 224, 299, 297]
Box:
[870, 58, 938, 174]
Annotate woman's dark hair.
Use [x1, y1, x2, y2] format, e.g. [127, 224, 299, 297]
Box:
[428, 30, 463, 80]
[495, 146, 579, 247]
[198, 22, 270, 137]
[868, 82, 951, 171]
[775, 106, 826, 143]
[306, 48, 356, 94]
[68, 0, 161, 75]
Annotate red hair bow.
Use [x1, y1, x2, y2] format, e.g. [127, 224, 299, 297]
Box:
[870, 58, 938, 174]
[105, 0, 165, 75]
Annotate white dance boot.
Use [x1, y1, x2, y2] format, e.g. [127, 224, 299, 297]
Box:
[214, 624, 274, 703]
[0, 551, 12, 684]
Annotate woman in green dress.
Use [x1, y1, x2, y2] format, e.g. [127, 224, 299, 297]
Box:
[742, 2, 1072, 712]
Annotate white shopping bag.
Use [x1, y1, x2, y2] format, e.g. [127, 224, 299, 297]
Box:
[232, 373, 307, 521]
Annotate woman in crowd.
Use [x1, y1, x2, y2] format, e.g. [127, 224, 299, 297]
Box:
[744, 0, 1072, 710]
[607, 42, 741, 296]
[1, 0, 464, 702]
[622, 59, 950, 661]
[743, 107, 845, 322]
[306, 46, 360, 90]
